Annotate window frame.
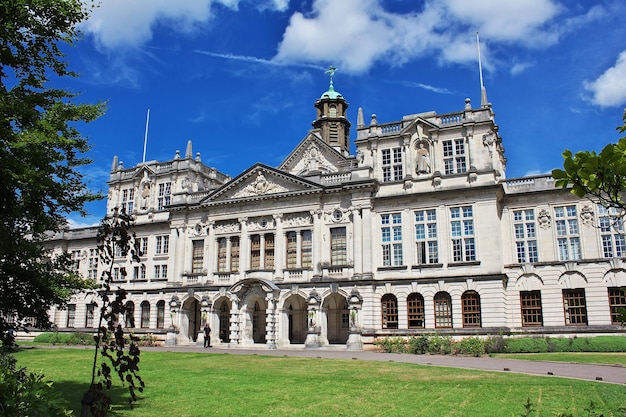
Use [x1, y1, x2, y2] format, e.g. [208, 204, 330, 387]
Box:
[381, 294, 399, 329]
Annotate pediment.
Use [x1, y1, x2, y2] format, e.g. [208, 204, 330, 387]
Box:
[279, 132, 349, 177]
[200, 164, 322, 204]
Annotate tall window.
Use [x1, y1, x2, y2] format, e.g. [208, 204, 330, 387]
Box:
[513, 209, 538, 263]
[443, 139, 467, 174]
[434, 292, 452, 328]
[140, 301, 150, 328]
[264, 233, 275, 269]
[140, 264, 146, 280]
[608, 287, 626, 324]
[563, 289, 587, 325]
[301, 230, 312, 268]
[70, 250, 81, 272]
[88, 248, 98, 279]
[217, 238, 228, 272]
[381, 213, 403, 266]
[330, 227, 347, 266]
[156, 300, 165, 329]
[231, 237, 240, 272]
[139, 237, 148, 256]
[250, 235, 261, 269]
[191, 240, 204, 274]
[461, 291, 481, 328]
[450, 206, 476, 262]
[520, 291, 543, 327]
[125, 301, 135, 328]
[407, 293, 425, 328]
[415, 209, 438, 264]
[286, 232, 297, 268]
[381, 294, 398, 329]
[382, 147, 403, 182]
[85, 304, 95, 328]
[598, 206, 626, 258]
[154, 265, 167, 279]
[155, 235, 169, 255]
[554, 205, 581, 261]
[121, 188, 134, 213]
[66, 304, 76, 328]
[157, 182, 171, 210]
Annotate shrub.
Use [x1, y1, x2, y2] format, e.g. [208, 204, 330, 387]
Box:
[505, 337, 548, 353]
[427, 335, 454, 355]
[34, 332, 94, 346]
[0, 353, 72, 417]
[374, 337, 407, 353]
[483, 335, 507, 354]
[454, 337, 485, 357]
[407, 335, 430, 354]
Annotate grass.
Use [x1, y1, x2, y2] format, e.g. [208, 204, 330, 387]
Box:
[494, 352, 626, 366]
[13, 347, 626, 417]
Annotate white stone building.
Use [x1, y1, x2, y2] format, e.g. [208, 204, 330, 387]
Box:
[47, 76, 626, 349]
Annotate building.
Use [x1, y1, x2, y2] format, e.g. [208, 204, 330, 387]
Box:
[47, 73, 626, 349]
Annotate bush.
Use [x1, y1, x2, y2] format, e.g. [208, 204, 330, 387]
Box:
[34, 331, 94, 345]
[484, 335, 507, 354]
[407, 335, 430, 354]
[0, 353, 72, 417]
[427, 335, 454, 355]
[453, 337, 485, 357]
[374, 337, 407, 353]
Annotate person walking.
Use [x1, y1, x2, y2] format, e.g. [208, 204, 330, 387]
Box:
[203, 323, 211, 348]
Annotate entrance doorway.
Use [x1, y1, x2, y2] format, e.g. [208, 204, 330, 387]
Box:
[252, 300, 266, 343]
[324, 294, 349, 344]
[216, 298, 231, 343]
[284, 295, 306, 344]
[183, 298, 200, 342]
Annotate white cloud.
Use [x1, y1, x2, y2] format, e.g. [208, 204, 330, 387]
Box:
[82, 0, 240, 49]
[273, 0, 571, 74]
[583, 50, 626, 107]
[510, 62, 533, 76]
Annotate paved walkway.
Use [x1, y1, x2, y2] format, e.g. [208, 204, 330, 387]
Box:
[146, 345, 626, 385]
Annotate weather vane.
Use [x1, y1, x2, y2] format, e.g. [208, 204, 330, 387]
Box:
[325, 65, 337, 86]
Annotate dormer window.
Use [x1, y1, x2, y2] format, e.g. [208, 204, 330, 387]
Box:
[329, 104, 337, 117]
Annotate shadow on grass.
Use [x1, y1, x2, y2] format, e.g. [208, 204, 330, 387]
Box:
[51, 380, 142, 416]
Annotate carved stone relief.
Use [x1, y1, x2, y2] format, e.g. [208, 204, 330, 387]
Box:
[233, 172, 288, 198]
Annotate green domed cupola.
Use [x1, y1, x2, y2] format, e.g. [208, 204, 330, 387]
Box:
[313, 66, 351, 155]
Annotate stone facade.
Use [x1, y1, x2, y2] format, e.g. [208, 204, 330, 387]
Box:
[46, 82, 626, 349]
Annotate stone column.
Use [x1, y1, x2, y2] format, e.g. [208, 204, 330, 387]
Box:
[228, 296, 241, 346]
[265, 291, 279, 349]
[311, 209, 323, 280]
[361, 205, 373, 279]
[206, 222, 215, 283]
[304, 291, 321, 349]
[352, 206, 363, 278]
[273, 214, 283, 276]
[346, 288, 364, 351]
[165, 295, 180, 347]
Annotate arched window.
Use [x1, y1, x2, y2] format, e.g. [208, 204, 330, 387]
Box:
[140, 301, 150, 328]
[156, 300, 165, 329]
[381, 294, 398, 329]
[434, 292, 452, 328]
[125, 301, 135, 328]
[407, 293, 425, 328]
[329, 104, 337, 117]
[461, 291, 481, 328]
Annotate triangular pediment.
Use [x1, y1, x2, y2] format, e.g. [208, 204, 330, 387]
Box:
[278, 131, 351, 177]
[200, 164, 323, 205]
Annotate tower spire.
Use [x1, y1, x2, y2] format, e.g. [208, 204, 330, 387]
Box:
[476, 32, 489, 107]
[325, 65, 337, 90]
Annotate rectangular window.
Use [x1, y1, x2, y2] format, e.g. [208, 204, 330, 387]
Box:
[608, 287, 626, 324]
[157, 182, 171, 211]
[563, 288, 587, 325]
[121, 188, 134, 213]
[250, 235, 261, 269]
[139, 237, 148, 256]
[554, 206, 581, 261]
[230, 237, 240, 272]
[140, 264, 146, 280]
[330, 227, 347, 266]
[450, 206, 476, 262]
[85, 304, 95, 328]
[141, 303, 150, 328]
[520, 291, 543, 326]
[70, 250, 81, 272]
[415, 209, 438, 264]
[153, 265, 166, 279]
[67, 304, 76, 328]
[191, 240, 204, 274]
[286, 231, 297, 269]
[513, 209, 538, 263]
[264, 233, 275, 269]
[598, 205, 625, 258]
[381, 147, 402, 182]
[442, 139, 467, 175]
[217, 238, 227, 272]
[301, 230, 312, 268]
[157, 301, 165, 329]
[155, 235, 169, 255]
[381, 213, 403, 266]
[88, 248, 98, 279]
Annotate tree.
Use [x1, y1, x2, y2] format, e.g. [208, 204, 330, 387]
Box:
[0, 0, 104, 334]
[82, 208, 144, 417]
[552, 110, 626, 213]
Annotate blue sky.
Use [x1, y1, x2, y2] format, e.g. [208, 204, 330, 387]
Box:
[61, 0, 626, 227]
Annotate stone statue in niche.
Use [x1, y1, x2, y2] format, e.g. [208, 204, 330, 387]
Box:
[416, 142, 431, 174]
[181, 176, 190, 192]
[140, 172, 152, 209]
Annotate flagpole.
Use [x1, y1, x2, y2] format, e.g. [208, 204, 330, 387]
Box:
[142, 108, 150, 163]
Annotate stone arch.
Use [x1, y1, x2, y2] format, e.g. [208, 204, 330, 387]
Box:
[181, 293, 202, 343]
[323, 292, 349, 344]
[283, 293, 307, 344]
[558, 272, 588, 288]
[603, 268, 626, 287]
[213, 296, 232, 343]
[515, 273, 544, 291]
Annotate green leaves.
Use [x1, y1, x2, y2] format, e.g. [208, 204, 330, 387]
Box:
[552, 110, 626, 211]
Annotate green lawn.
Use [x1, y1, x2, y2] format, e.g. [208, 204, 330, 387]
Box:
[14, 347, 626, 417]
[494, 352, 626, 366]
